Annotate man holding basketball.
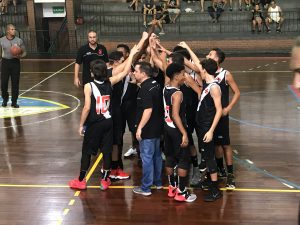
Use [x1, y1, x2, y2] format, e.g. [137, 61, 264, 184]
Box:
[0, 24, 26, 108]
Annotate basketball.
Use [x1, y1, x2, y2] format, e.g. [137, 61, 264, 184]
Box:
[10, 45, 22, 56]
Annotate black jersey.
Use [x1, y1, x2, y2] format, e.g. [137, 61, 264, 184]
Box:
[107, 68, 124, 108]
[163, 86, 186, 129]
[215, 68, 229, 108]
[86, 80, 112, 124]
[75, 43, 109, 85]
[196, 82, 220, 127]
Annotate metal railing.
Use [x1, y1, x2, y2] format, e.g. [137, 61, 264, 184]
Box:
[74, 9, 300, 36]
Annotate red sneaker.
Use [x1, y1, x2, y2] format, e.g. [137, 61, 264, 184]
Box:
[100, 178, 111, 191]
[116, 168, 130, 179]
[109, 169, 118, 179]
[168, 185, 177, 198]
[68, 179, 87, 190]
[174, 190, 197, 202]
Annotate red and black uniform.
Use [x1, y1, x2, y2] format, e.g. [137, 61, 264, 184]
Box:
[196, 81, 220, 174]
[82, 80, 113, 171]
[163, 86, 190, 170]
[214, 68, 230, 145]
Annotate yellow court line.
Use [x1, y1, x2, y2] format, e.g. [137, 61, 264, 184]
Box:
[0, 183, 299, 193]
[85, 153, 103, 181]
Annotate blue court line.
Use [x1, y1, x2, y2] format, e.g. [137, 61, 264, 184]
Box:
[233, 155, 300, 190]
[229, 116, 300, 133]
[287, 85, 300, 103]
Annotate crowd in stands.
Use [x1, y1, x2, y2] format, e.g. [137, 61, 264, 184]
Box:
[0, 0, 18, 15]
[127, 0, 284, 34]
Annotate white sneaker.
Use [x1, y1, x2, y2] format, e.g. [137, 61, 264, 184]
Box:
[124, 147, 137, 157]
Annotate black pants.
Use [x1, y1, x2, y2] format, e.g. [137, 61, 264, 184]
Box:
[1, 58, 21, 104]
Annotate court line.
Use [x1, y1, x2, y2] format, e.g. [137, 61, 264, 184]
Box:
[0, 183, 299, 193]
[0, 90, 80, 129]
[288, 85, 300, 102]
[19, 61, 75, 97]
[233, 155, 300, 189]
[55, 153, 103, 225]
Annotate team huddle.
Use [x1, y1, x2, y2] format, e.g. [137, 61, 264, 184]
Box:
[69, 30, 240, 203]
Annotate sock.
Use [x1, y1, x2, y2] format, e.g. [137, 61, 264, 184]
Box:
[227, 165, 233, 174]
[216, 157, 224, 169]
[178, 176, 188, 192]
[111, 161, 118, 170]
[79, 170, 86, 181]
[211, 180, 218, 189]
[191, 155, 198, 167]
[168, 174, 176, 187]
[102, 170, 110, 181]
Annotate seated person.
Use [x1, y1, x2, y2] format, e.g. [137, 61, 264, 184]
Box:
[228, 0, 242, 11]
[128, 0, 139, 11]
[251, 4, 264, 33]
[265, 0, 283, 32]
[148, 3, 171, 35]
[200, 0, 213, 12]
[166, 0, 181, 23]
[143, 0, 157, 27]
[208, 0, 226, 23]
[260, 0, 271, 9]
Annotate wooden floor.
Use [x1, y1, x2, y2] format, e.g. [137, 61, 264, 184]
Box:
[0, 57, 299, 225]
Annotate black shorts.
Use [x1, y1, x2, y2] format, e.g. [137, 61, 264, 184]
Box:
[83, 119, 113, 155]
[196, 126, 215, 161]
[112, 107, 123, 145]
[164, 126, 190, 170]
[121, 99, 137, 133]
[214, 115, 230, 145]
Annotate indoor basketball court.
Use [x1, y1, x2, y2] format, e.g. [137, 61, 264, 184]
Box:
[0, 56, 299, 225]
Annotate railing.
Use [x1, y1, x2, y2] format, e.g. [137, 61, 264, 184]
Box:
[75, 9, 300, 36]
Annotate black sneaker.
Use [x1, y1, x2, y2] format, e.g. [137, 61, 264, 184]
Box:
[200, 175, 211, 190]
[267, 28, 271, 33]
[2, 101, 7, 107]
[11, 103, 20, 108]
[199, 160, 206, 173]
[217, 167, 227, 178]
[276, 28, 281, 33]
[203, 187, 222, 202]
[226, 173, 236, 190]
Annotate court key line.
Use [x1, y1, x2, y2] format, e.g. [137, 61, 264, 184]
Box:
[55, 153, 103, 225]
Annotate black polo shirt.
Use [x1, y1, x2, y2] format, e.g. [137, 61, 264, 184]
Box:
[136, 78, 163, 139]
[76, 43, 109, 85]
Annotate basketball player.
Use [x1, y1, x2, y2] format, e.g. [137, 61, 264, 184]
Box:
[74, 30, 108, 88]
[195, 58, 223, 202]
[164, 63, 197, 202]
[107, 51, 130, 179]
[0, 24, 26, 108]
[206, 48, 240, 189]
[69, 45, 139, 191]
[291, 36, 300, 92]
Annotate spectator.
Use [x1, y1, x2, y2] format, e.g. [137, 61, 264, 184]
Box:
[228, 0, 242, 11]
[251, 4, 264, 33]
[260, 0, 271, 9]
[128, 0, 139, 11]
[143, 0, 157, 28]
[0, 0, 7, 14]
[244, 0, 252, 10]
[10, 0, 17, 14]
[208, 0, 226, 23]
[148, 2, 171, 35]
[265, 0, 283, 33]
[200, 0, 212, 13]
[166, 0, 181, 23]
